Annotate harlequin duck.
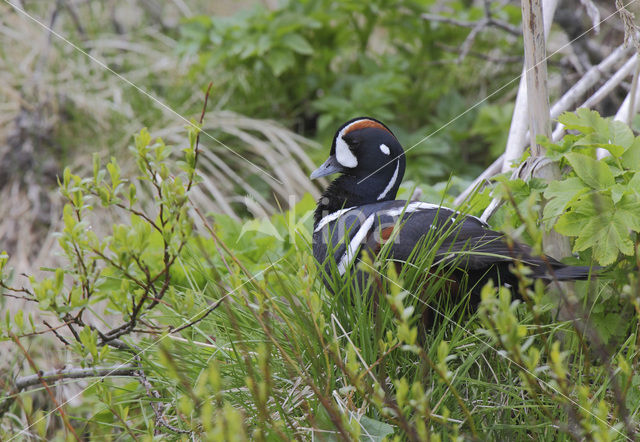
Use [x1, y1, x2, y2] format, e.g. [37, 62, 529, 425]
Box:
[310, 117, 596, 304]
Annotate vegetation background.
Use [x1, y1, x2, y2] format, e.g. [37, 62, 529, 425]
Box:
[1, 0, 639, 440]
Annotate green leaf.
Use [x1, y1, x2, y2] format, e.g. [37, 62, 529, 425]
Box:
[359, 415, 395, 441]
[621, 137, 640, 170]
[564, 152, 614, 189]
[558, 108, 604, 133]
[542, 177, 587, 230]
[14, 310, 24, 331]
[627, 172, 640, 199]
[608, 120, 634, 151]
[591, 312, 628, 345]
[555, 193, 640, 265]
[266, 49, 295, 76]
[282, 33, 313, 55]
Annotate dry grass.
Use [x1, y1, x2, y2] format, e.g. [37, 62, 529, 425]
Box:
[0, 1, 319, 276]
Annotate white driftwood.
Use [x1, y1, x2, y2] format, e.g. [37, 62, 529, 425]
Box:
[522, 0, 552, 149]
[482, 0, 557, 222]
[553, 52, 637, 141]
[522, 0, 571, 259]
[454, 22, 630, 205]
[596, 55, 640, 159]
[501, 0, 559, 173]
[552, 46, 634, 120]
[579, 52, 636, 110]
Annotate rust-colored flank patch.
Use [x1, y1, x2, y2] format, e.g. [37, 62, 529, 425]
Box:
[343, 119, 393, 137]
[380, 226, 395, 242]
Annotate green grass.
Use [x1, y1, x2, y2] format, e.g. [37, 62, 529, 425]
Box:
[1, 125, 638, 440]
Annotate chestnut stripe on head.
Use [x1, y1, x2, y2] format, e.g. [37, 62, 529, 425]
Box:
[342, 119, 394, 137]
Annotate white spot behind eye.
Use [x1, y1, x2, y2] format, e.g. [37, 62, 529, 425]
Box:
[379, 143, 390, 155]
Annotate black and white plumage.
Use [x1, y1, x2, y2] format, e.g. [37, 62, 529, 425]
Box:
[310, 117, 595, 301]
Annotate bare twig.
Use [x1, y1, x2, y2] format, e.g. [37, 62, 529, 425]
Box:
[626, 55, 640, 125]
[187, 81, 213, 192]
[42, 319, 71, 345]
[13, 364, 137, 393]
[7, 333, 81, 440]
[423, 2, 520, 63]
[135, 356, 191, 435]
[436, 43, 523, 64]
[170, 297, 225, 334]
[421, 13, 520, 36]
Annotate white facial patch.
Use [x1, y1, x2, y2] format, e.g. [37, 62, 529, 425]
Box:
[335, 136, 358, 168]
[377, 161, 400, 200]
[334, 119, 376, 168]
[379, 143, 390, 155]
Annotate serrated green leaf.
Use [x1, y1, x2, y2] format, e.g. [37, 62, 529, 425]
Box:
[564, 152, 614, 189]
[542, 177, 587, 230]
[621, 137, 640, 170]
[558, 108, 604, 133]
[266, 49, 295, 76]
[556, 193, 640, 265]
[282, 33, 313, 55]
[608, 120, 634, 150]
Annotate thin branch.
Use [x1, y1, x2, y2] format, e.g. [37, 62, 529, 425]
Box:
[14, 364, 137, 392]
[188, 81, 213, 192]
[436, 43, 524, 64]
[421, 13, 520, 36]
[7, 333, 81, 440]
[170, 297, 225, 334]
[0, 364, 139, 422]
[42, 320, 71, 345]
[135, 356, 192, 435]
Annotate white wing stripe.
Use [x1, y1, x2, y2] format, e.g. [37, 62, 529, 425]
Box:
[337, 214, 375, 275]
[314, 207, 355, 232]
[381, 201, 439, 217]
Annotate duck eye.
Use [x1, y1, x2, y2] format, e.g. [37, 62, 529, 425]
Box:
[343, 134, 360, 150]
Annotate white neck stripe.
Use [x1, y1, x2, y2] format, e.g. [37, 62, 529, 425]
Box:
[377, 161, 400, 201]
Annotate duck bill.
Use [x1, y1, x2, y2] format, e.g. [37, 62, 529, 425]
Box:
[310, 155, 345, 179]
